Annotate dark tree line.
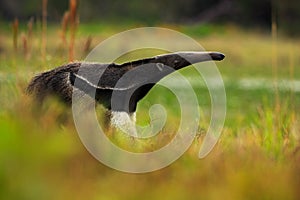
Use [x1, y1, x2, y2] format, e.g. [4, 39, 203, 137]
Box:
[0, 0, 299, 34]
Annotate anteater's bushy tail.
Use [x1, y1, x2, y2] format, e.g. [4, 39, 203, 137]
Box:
[26, 63, 81, 103]
[27, 72, 51, 102]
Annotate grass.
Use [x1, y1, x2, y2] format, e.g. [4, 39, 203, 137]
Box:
[0, 22, 300, 199]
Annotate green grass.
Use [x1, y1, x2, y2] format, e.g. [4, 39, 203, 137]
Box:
[0, 22, 300, 199]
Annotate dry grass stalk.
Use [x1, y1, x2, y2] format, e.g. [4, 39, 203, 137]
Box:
[68, 0, 78, 62]
[42, 0, 48, 60]
[21, 33, 28, 58]
[271, 0, 280, 137]
[61, 11, 70, 46]
[83, 36, 92, 54]
[27, 17, 34, 39]
[27, 17, 34, 57]
[289, 43, 295, 106]
[12, 18, 19, 52]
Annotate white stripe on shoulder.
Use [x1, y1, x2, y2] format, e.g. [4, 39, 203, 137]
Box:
[72, 73, 135, 91]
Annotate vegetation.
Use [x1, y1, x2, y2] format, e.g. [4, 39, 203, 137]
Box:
[2, 0, 300, 35]
[0, 20, 299, 199]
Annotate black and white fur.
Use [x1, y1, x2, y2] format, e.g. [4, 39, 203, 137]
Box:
[27, 51, 225, 130]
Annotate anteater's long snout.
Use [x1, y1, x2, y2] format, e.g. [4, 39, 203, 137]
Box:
[175, 51, 225, 62]
[208, 52, 225, 61]
[151, 51, 225, 70]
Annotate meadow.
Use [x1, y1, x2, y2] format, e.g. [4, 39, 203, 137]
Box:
[0, 21, 300, 199]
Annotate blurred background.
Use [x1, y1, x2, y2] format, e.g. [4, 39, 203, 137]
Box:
[0, 0, 300, 200]
[1, 0, 300, 35]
